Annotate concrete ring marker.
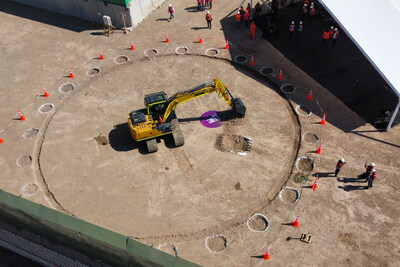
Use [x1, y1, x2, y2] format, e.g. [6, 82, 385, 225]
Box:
[38, 103, 55, 114]
[19, 183, 40, 197]
[295, 156, 315, 172]
[175, 46, 189, 55]
[259, 66, 274, 76]
[58, 82, 75, 94]
[234, 55, 247, 64]
[86, 68, 100, 77]
[113, 55, 129, 64]
[22, 127, 39, 139]
[16, 154, 32, 167]
[200, 110, 223, 128]
[279, 187, 300, 204]
[246, 213, 270, 232]
[280, 83, 296, 94]
[205, 234, 227, 254]
[205, 48, 219, 57]
[302, 132, 319, 144]
[295, 105, 312, 116]
[143, 49, 159, 57]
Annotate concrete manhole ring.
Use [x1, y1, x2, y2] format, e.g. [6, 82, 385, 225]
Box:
[279, 187, 300, 204]
[38, 103, 54, 114]
[234, 55, 248, 64]
[175, 46, 189, 55]
[19, 183, 40, 197]
[205, 234, 227, 254]
[280, 83, 296, 94]
[22, 127, 39, 139]
[16, 154, 32, 167]
[295, 105, 312, 116]
[259, 66, 274, 76]
[247, 213, 270, 232]
[86, 68, 100, 77]
[157, 243, 178, 256]
[113, 55, 129, 64]
[58, 82, 74, 94]
[205, 48, 219, 57]
[302, 132, 319, 144]
[295, 156, 315, 172]
[144, 49, 159, 57]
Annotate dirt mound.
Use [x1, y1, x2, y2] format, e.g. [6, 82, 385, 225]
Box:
[215, 134, 251, 153]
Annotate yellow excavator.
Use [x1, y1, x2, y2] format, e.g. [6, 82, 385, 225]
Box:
[128, 78, 246, 152]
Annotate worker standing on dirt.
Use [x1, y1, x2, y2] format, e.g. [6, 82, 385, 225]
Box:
[368, 169, 377, 189]
[250, 21, 256, 39]
[334, 158, 346, 177]
[206, 11, 212, 29]
[239, 6, 245, 22]
[364, 162, 375, 178]
[168, 4, 175, 21]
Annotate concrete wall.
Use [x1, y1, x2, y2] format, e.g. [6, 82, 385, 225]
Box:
[11, 0, 167, 29]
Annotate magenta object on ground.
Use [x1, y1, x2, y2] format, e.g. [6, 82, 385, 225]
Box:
[200, 110, 223, 128]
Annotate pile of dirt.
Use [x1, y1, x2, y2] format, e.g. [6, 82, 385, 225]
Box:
[94, 134, 109, 145]
[215, 134, 251, 153]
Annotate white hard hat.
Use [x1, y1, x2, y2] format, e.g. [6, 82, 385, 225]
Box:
[238, 11, 240, 14]
[370, 162, 375, 167]
[331, 26, 334, 29]
[304, 4, 307, 6]
[169, 4, 171, 7]
[335, 28, 338, 31]
[371, 169, 376, 173]
[339, 158, 344, 162]
[291, 21, 295, 24]
[207, 11, 210, 14]
[300, 21, 303, 25]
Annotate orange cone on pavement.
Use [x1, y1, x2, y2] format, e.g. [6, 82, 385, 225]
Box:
[277, 69, 283, 80]
[43, 88, 49, 98]
[320, 113, 326, 125]
[99, 50, 104, 60]
[292, 216, 300, 227]
[0, 139, 3, 144]
[225, 40, 230, 50]
[316, 144, 322, 154]
[68, 68, 74, 78]
[130, 41, 135, 50]
[263, 249, 270, 260]
[165, 33, 170, 43]
[250, 56, 255, 66]
[18, 110, 26, 121]
[199, 34, 203, 44]
[311, 178, 318, 190]
[307, 89, 313, 100]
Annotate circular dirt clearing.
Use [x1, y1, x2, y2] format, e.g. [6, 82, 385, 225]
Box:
[234, 55, 247, 64]
[280, 83, 296, 94]
[58, 83, 74, 94]
[303, 132, 319, 144]
[144, 49, 159, 57]
[205, 48, 219, 57]
[16, 155, 32, 167]
[22, 128, 39, 139]
[296, 156, 314, 172]
[38, 103, 54, 114]
[113, 55, 129, 64]
[279, 187, 300, 204]
[205, 234, 227, 253]
[295, 105, 312, 116]
[19, 183, 39, 197]
[86, 68, 100, 76]
[247, 213, 270, 232]
[175, 46, 189, 55]
[260, 66, 274, 76]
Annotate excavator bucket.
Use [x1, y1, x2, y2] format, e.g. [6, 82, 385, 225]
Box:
[232, 98, 246, 118]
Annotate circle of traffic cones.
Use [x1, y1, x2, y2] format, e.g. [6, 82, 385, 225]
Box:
[263, 249, 270, 260]
[199, 34, 203, 44]
[18, 110, 26, 121]
[277, 69, 283, 80]
[250, 56, 255, 66]
[292, 216, 300, 227]
[43, 88, 49, 98]
[316, 144, 322, 154]
[130, 41, 135, 50]
[68, 68, 74, 78]
[311, 178, 318, 190]
[307, 89, 313, 100]
[165, 33, 170, 43]
[0, 139, 3, 144]
[320, 113, 326, 125]
[99, 50, 105, 60]
[225, 40, 230, 50]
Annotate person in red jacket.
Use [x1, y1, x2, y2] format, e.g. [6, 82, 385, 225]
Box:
[322, 30, 330, 44]
[205, 11, 212, 29]
[250, 21, 256, 39]
[367, 169, 377, 188]
[244, 10, 250, 27]
[235, 11, 241, 28]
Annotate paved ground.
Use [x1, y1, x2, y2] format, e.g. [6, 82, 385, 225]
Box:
[0, 0, 400, 266]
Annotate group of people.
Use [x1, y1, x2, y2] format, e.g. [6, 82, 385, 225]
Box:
[167, 2, 213, 29]
[197, 0, 213, 11]
[335, 159, 378, 189]
[322, 26, 339, 46]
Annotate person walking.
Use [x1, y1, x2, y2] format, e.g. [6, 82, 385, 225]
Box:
[239, 6, 245, 22]
[235, 11, 241, 28]
[289, 21, 295, 40]
[209, 0, 213, 9]
[334, 158, 346, 177]
[254, 2, 262, 17]
[364, 162, 375, 178]
[201, 0, 206, 11]
[329, 26, 335, 38]
[206, 11, 212, 29]
[309, 3, 315, 23]
[296, 21, 303, 41]
[332, 28, 339, 46]
[168, 4, 175, 21]
[250, 21, 256, 39]
[244, 10, 250, 27]
[367, 169, 377, 188]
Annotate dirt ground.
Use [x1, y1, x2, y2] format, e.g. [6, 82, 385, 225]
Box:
[0, 0, 399, 266]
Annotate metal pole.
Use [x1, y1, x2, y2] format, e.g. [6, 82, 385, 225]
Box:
[386, 98, 400, 132]
[250, 0, 253, 20]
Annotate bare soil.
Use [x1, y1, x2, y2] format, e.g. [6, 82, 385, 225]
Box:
[248, 215, 268, 231]
[215, 134, 251, 153]
[16, 155, 32, 167]
[206, 235, 226, 253]
[297, 157, 314, 172]
[303, 132, 319, 143]
[280, 188, 299, 203]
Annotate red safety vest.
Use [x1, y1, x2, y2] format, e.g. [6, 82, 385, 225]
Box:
[329, 29, 334, 37]
[336, 162, 344, 170]
[366, 166, 375, 174]
[206, 14, 212, 21]
[322, 31, 330, 39]
[240, 7, 245, 15]
[289, 24, 295, 32]
[168, 6, 174, 14]
[302, 6, 308, 14]
[370, 173, 377, 181]
[245, 12, 250, 21]
[309, 7, 315, 15]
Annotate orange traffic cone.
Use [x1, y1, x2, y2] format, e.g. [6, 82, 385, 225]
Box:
[18, 110, 26, 121]
[0, 139, 3, 144]
[277, 69, 283, 80]
[263, 249, 271, 260]
[292, 216, 300, 227]
[320, 113, 326, 125]
[225, 40, 230, 50]
[43, 88, 49, 98]
[130, 41, 135, 50]
[99, 50, 105, 60]
[199, 34, 203, 44]
[316, 144, 322, 154]
[68, 68, 74, 78]
[250, 56, 255, 66]
[307, 89, 313, 100]
[311, 178, 318, 190]
[165, 33, 170, 43]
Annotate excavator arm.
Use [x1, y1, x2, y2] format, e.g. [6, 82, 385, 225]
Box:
[162, 78, 246, 122]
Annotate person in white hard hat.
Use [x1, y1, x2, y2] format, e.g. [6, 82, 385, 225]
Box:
[289, 21, 295, 40]
[367, 169, 377, 188]
[205, 11, 212, 29]
[297, 21, 304, 41]
[168, 4, 175, 21]
[364, 162, 375, 179]
[301, 4, 308, 21]
[332, 28, 339, 46]
[335, 158, 347, 177]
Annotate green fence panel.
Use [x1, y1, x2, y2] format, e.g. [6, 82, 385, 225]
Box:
[97, 0, 132, 7]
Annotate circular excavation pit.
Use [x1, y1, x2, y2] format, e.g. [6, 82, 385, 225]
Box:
[113, 55, 129, 64]
[260, 66, 274, 76]
[86, 68, 100, 77]
[279, 187, 300, 204]
[303, 132, 319, 144]
[296, 156, 315, 172]
[295, 105, 312, 116]
[38, 103, 54, 114]
[215, 134, 252, 154]
[247, 213, 270, 232]
[234, 55, 247, 64]
[205, 234, 227, 253]
[19, 183, 40, 197]
[22, 127, 39, 139]
[205, 48, 219, 57]
[144, 49, 159, 57]
[175, 46, 189, 55]
[280, 84, 296, 94]
[58, 83, 74, 94]
[16, 155, 32, 167]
